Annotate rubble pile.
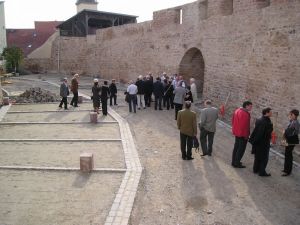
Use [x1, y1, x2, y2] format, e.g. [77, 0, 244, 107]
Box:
[12, 88, 60, 103]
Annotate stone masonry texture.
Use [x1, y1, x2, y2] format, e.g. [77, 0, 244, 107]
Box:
[25, 0, 300, 132]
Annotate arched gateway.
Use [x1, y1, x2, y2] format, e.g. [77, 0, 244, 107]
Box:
[179, 48, 205, 98]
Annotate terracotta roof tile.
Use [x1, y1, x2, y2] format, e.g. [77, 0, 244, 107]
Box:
[6, 21, 61, 57]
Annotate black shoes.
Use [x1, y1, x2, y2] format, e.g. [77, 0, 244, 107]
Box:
[182, 156, 194, 160]
[232, 164, 246, 168]
[282, 173, 290, 176]
[259, 173, 271, 177]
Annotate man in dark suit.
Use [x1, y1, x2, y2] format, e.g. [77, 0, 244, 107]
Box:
[101, 80, 110, 116]
[249, 107, 273, 176]
[109, 79, 118, 106]
[153, 77, 164, 110]
[177, 101, 197, 160]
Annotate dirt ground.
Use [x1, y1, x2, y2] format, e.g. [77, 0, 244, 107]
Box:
[0, 170, 122, 225]
[112, 102, 300, 225]
[1, 75, 299, 225]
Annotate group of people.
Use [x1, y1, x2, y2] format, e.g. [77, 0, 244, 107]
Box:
[178, 100, 299, 177]
[91, 79, 118, 115]
[125, 72, 198, 115]
[58, 74, 118, 116]
[59, 74, 299, 177]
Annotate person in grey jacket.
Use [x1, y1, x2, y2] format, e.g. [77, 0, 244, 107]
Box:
[199, 100, 219, 156]
[58, 78, 69, 110]
[173, 81, 187, 120]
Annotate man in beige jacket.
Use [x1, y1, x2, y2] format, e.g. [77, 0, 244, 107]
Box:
[177, 101, 197, 160]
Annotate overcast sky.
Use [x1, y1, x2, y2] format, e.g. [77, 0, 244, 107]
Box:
[4, 0, 196, 28]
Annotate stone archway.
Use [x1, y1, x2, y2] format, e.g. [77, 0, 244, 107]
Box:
[179, 48, 205, 98]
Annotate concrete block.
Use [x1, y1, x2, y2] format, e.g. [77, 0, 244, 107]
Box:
[80, 153, 94, 172]
[78, 95, 83, 103]
[90, 112, 98, 123]
[3, 97, 9, 105]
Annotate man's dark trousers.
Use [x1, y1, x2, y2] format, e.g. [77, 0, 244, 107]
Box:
[129, 94, 137, 113]
[102, 98, 108, 115]
[253, 146, 270, 175]
[232, 136, 248, 166]
[180, 132, 193, 159]
[145, 93, 152, 107]
[174, 103, 183, 120]
[200, 128, 215, 155]
[284, 145, 294, 174]
[110, 94, 117, 106]
[70, 91, 78, 106]
[59, 97, 68, 109]
[155, 96, 162, 110]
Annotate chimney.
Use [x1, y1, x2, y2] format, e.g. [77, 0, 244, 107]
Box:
[76, 0, 98, 13]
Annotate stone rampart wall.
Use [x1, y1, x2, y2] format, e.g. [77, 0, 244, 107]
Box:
[25, 0, 300, 131]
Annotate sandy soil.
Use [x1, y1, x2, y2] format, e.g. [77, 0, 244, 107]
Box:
[113, 100, 300, 225]
[0, 142, 124, 168]
[0, 170, 122, 225]
[0, 123, 120, 139]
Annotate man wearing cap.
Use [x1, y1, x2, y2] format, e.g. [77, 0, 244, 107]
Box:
[70, 74, 79, 107]
[59, 78, 69, 110]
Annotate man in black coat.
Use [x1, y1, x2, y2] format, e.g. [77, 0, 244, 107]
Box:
[249, 107, 273, 176]
[109, 79, 118, 106]
[101, 80, 110, 116]
[135, 75, 146, 109]
[153, 77, 164, 110]
[144, 75, 153, 107]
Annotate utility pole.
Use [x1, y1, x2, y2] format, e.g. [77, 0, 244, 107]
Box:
[57, 35, 60, 74]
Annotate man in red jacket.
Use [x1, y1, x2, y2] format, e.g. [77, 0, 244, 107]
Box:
[231, 101, 253, 168]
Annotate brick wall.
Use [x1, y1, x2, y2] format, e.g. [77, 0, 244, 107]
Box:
[26, 0, 300, 132]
